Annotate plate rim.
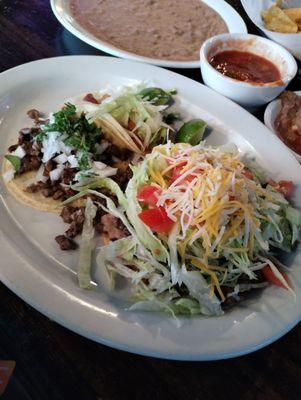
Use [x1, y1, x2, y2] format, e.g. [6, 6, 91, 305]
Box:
[0, 55, 300, 361]
[50, 0, 247, 69]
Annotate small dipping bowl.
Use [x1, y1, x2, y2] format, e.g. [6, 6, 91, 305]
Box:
[264, 90, 301, 162]
[200, 33, 297, 108]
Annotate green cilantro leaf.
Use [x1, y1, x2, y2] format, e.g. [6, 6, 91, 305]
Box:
[5, 155, 21, 172]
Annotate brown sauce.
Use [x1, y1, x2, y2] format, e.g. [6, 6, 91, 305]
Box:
[275, 91, 301, 155]
[70, 0, 228, 61]
[209, 50, 281, 83]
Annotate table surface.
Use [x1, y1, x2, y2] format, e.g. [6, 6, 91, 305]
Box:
[1, 1, 301, 399]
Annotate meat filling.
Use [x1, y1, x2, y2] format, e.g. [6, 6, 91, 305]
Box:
[7, 107, 134, 251]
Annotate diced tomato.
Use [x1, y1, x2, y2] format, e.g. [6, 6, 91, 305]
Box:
[83, 93, 99, 104]
[278, 180, 294, 199]
[268, 180, 294, 199]
[262, 265, 290, 290]
[171, 161, 199, 184]
[137, 185, 161, 207]
[138, 206, 174, 234]
[127, 119, 136, 131]
[171, 162, 186, 182]
[242, 169, 253, 180]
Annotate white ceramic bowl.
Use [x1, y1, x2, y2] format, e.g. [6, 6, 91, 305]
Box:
[51, 0, 247, 69]
[200, 33, 298, 107]
[264, 90, 301, 162]
[240, 0, 301, 61]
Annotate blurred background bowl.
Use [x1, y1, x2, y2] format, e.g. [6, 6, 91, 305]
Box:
[240, 0, 301, 61]
[264, 90, 301, 162]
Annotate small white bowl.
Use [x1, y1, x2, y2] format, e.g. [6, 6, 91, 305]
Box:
[200, 33, 298, 108]
[264, 91, 301, 162]
[240, 0, 301, 61]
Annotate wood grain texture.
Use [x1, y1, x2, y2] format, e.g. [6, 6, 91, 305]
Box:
[0, 1, 301, 399]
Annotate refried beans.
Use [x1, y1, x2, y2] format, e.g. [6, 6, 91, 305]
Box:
[70, 0, 228, 61]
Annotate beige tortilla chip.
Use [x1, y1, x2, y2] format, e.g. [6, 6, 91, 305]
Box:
[283, 8, 301, 24]
[262, 5, 298, 33]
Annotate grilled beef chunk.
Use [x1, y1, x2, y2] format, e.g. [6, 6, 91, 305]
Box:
[19, 155, 41, 173]
[61, 167, 76, 185]
[18, 128, 31, 144]
[27, 109, 40, 120]
[65, 207, 85, 238]
[100, 213, 129, 240]
[114, 166, 133, 191]
[43, 160, 55, 177]
[25, 184, 40, 193]
[97, 144, 132, 164]
[53, 189, 64, 200]
[8, 144, 18, 152]
[42, 187, 55, 197]
[60, 206, 76, 223]
[55, 235, 77, 250]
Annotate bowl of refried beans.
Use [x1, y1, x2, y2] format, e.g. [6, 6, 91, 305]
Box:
[51, 0, 247, 68]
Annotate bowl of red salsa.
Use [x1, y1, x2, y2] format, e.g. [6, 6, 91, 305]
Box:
[200, 33, 297, 107]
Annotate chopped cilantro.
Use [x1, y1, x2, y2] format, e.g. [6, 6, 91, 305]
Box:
[5, 155, 21, 172]
[77, 151, 91, 170]
[35, 103, 101, 170]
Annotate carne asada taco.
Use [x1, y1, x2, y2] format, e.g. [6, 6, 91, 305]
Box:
[3, 85, 179, 249]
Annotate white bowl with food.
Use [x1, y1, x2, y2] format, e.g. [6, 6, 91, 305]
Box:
[240, 0, 301, 61]
[200, 33, 298, 107]
[264, 90, 301, 162]
[51, 0, 247, 68]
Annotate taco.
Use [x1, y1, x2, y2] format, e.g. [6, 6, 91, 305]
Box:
[3, 85, 176, 251]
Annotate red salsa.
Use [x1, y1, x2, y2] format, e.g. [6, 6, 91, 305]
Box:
[209, 50, 281, 83]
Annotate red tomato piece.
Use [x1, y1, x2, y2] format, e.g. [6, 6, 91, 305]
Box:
[268, 180, 294, 199]
[171, 162, 198, 184]
[127, 119, 136, 131]
[278, 180, 294, 199]
[137, 185, 161, 207]
[242, 169, 253, 180]
[171, 162, 186, 182]
[138, 206, 174, 234]
[262, 265, 290, 290]
[83, 93, 99, 104]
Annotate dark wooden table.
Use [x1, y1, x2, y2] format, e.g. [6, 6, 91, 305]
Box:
[1, 1, 301, 399]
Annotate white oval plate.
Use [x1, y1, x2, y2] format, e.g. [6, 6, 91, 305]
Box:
[240, 0, 301, 61]
[50, 0, 247, 69]
[0, 56, 300, 361]
[264, 91, 301, 162]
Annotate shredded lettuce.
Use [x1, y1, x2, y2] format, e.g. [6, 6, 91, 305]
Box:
[179, 265, 223, 316]
[286, 206, 301, 244]
[77, 198, 97, 289]
[87, 87, 172, 150]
